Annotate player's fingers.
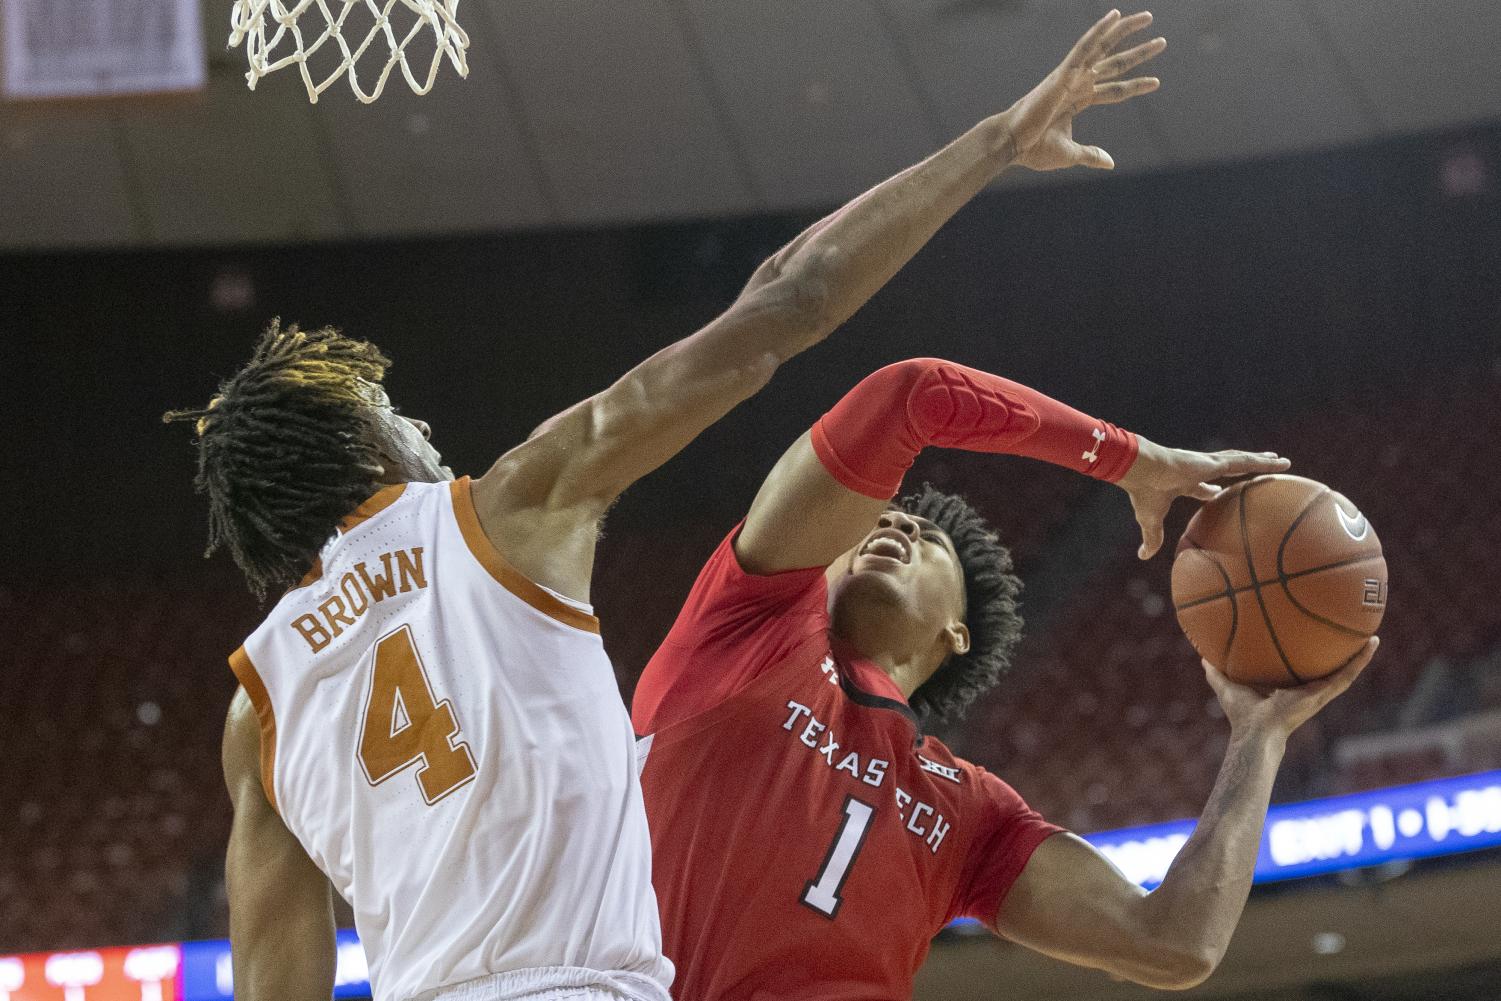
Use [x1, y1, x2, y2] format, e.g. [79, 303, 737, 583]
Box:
[1137, 512, 1164, 559]
[1214, 450, 1291, 478]
[1090, 77, 1160, 106]
[1201, 658, 1236, 698]
[1069, 141, 1116, 170]
[1068, 9, 1123, 67]
[1093, 37, 1166, 80]
[1334, 637, 1380, 683]
[1189, 482, 1222, 502]
[1099, 10, 1155, 55]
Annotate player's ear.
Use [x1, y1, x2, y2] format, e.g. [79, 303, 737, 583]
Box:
[943, 620, 970, 657]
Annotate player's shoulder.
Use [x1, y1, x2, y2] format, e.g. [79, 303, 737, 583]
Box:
[666, 525, 829, 641]
[914, 736, 1014, 799]
[912, 733, 973, 779]
[398, 477, 452, 500]
[356, 475, 468, 524]
[348, 479, 430, 525]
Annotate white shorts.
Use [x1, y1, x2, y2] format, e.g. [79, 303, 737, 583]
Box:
[420, 966, 671, 1001]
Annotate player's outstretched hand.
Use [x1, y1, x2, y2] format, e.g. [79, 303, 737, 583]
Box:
[998, 9, 1166, 172]
[1118, 437, 1291, 559]
[1204, 638, 1378, 741]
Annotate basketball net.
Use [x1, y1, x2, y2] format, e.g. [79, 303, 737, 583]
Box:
[228, 0, 469, 104]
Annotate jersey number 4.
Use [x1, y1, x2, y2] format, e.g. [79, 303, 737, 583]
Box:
[358, 625, 477, 804]
[801, 795, 875, 918]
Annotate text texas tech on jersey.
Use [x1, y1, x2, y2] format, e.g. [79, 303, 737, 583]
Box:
[634, 527, 1061, 1001]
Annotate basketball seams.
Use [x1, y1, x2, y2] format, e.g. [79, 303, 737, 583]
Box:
[1172, 553, 1386, 611]
[1174, 475, 1383, 688]
[1276, 494, 1379, 641]
[1239, 480, 1304, 685]
[1277, 584, 1376, 639]
[1179, 544, 1238, 664]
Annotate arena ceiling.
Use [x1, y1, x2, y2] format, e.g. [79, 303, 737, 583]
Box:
[2, 0, 1498, 251]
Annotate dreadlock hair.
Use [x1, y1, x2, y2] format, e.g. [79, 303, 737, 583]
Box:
[899, 483, 1024, 724]
[163, 320, 392, 601]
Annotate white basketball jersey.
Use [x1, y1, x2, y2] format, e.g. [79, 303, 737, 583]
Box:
[228, 478, 672, 1001]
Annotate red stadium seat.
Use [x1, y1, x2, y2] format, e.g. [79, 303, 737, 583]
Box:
[2, 365, 1497, 951]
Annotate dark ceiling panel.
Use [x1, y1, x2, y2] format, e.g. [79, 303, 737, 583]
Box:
[1313, 0, 1501, 134]
[684, 0, 939, 207]
[308, 7, 555, 238]
[117, 70, 344, 245]
[5, 0, 1500, 248]
[1134, 0, 1375, 163]
[0, 111, 137, 248]
[878, 0, 1165, 184]
[480, 0, 756, 223]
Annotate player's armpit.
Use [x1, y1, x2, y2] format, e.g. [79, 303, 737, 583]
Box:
[223, 689, 336, 1001]
[994, 833, 1216, 991]
[736, 432, 892, 575]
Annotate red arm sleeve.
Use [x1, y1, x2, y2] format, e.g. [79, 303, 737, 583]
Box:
[810, 358, 1138, 499]
[632, 524, 829, 734]
[951, 768, 1066, 927]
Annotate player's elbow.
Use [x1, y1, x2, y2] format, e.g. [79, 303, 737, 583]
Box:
[1122, 940, 1219, 991]
[744, 253, 837, 352]
[1153, 953, 1218, 991]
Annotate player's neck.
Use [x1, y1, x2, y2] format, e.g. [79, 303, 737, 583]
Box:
[377, 467, 442, 487]
[827, 623, 936, 703]
[876, 657, 928, 702]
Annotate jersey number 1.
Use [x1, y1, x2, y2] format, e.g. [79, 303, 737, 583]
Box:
[358, 625, 477, 804]
[802, 796, 875, 918]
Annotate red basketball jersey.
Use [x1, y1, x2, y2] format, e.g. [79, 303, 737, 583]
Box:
[633, 528, 1062, 1001]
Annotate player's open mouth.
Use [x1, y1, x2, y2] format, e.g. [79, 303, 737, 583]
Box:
[860, 531, 911, 564]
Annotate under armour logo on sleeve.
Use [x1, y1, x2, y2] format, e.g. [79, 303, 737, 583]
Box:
[1082, 428, 1107, 464]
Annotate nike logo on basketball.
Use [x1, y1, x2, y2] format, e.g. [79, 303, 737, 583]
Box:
[1335, 506, 1369, 542]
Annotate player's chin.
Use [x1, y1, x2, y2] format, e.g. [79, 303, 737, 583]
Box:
[850, 553, 909, 577]
[842, 561, 912, 605]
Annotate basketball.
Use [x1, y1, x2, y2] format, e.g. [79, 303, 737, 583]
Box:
[17, 3, 1501, 997]
[1171, 474, 1387, 687]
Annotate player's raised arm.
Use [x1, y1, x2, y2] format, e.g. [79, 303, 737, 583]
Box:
[472, 10, 1166, 595]
[736, 357, 1290, 574]
[993, 640, 1378, 990]
[734, 8, 1164, 309]
[223, 690, 336, 1001]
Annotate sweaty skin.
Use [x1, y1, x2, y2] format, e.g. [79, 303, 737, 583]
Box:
[633, 10, 1371, 992]
[222, 11, 1170, 998]
[727, 368, 1381, 994]
[730, 372, 1371, 989]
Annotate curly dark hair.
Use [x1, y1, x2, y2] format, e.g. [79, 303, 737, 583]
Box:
[899, 483, 1024, 724]
[163, 320, 392, 600]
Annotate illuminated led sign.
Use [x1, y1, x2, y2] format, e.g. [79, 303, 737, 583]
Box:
[178, 930, 367, 1001]
[10, 772, 1497, 999]
[1089, 770, 1501, 889]
[0, 945, 179, 1001]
